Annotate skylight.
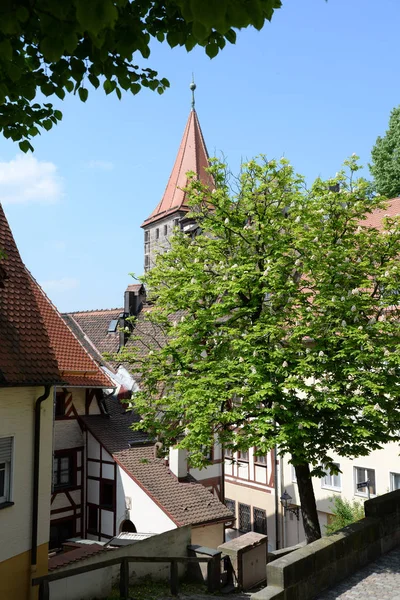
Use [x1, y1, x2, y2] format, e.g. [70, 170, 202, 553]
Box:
[108, 319, 118, 333]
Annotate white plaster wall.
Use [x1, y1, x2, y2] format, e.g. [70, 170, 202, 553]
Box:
[87, 432, 100, 460]
[102, 462, 114, 479]
[190, 463, 222, 481]
[88, 479, 100, 504]
[88, 460, 100, 478]
[116, 465, 176, 534]
[0, 386, 53, 561]
[282, 441, 400, 544]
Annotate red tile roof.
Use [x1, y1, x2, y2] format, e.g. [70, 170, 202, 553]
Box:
[0, 205, 60, 385]
[362, 197, 400, 229]
[0, 203, 113, 388]
[49, 543, 109, 571]
[68, 308, 122, 356]
[30, 279, 113, 388]
[142, 110, 214, 227]
[114, 446, 233, 527]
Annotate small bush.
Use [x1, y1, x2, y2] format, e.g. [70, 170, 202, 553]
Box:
[325, 496, 365, 535]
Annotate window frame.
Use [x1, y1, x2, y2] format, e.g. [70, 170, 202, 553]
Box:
[155, 228, 159, 240]
[253, 506, 267, 535]
[254, 450, 267, 466]
[0, 436, 13, 506]
[238, 449, 249, 463]
[321, 463, 342, 492]
[225, 498, 235, 517]
[238, 502, 251, 533]
[390, 472, 400, 491]
[53, 451, 76, 491]
[354, 466, 376, 497]
[99, 479, 115, 510]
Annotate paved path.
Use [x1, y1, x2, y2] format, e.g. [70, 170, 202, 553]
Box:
[317, 546, 400, 600]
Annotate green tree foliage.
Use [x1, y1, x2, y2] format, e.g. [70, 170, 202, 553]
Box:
[122, 156, 400, 543]
[325, 496, 364, 535]
[0, 0, 282, 151]
[370, 106, 400, 198]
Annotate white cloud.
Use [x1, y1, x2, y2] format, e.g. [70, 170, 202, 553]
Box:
[41, 278, 79, 293]
[85, 159, 114, 171]
[0, 154, 63, 205]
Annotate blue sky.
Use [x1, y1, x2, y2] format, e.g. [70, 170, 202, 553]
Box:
[1, 0, 400, 312]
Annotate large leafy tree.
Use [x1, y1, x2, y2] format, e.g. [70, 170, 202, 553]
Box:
[370, 105, 400, 198]
[0, 0, 282, 151]
[123, 156, 400, 544]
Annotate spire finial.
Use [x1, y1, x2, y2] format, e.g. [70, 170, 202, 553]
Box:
[189, 74, 196, 110]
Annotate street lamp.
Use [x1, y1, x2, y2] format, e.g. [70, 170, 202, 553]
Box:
[280, 490, 300, 520]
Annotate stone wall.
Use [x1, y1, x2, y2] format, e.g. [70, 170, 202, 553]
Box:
[252, 489, 400, 600]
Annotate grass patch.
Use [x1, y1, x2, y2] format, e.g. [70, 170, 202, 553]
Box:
[105, 576, 208, 600]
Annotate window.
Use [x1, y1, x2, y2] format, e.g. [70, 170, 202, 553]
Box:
[144, 231, 149, 242]
[238, 503, 251, 532]
[164, 224, 168, 235]
[88, 505, 98, 533]
[253, 507, 267, 534]
[322, 463, 341, 491]
[354, 467, 376, 496]
[53, 453, 75, 490]
[224, 447, 233, 459]
[155, 228, 159, 240]
[292, 465, 297, 483]
[173, 218, 180, 228]
[238, 450, 249, 462]
[107, 319, 118, 333]
[201, 446, 213, 461]
[100, 480, 114, 509]
[0, 437, 13, 504]
[144, 255, 150, 270]
[254, 451, 267, 466]
[55, 392, 66, 418]
[225, 498, 235, 516]
[390, 472, 400, 491]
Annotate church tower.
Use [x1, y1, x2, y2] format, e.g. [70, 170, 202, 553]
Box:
[141, 82, 214, 271]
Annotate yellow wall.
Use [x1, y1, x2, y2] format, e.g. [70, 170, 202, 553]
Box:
[0, 386, 53, 598]
[191, 523, 224, 548]
[0, 542, 48, 600]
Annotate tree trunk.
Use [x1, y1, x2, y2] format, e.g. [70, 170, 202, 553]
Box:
[294, 462, 321, 544]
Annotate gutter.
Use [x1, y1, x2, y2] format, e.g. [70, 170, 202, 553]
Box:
[31, 385, 51, 571]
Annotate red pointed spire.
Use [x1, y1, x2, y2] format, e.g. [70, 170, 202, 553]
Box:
[142, 109, 214, 227]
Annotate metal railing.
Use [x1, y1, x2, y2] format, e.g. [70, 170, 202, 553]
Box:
[32, 553, 221, 600]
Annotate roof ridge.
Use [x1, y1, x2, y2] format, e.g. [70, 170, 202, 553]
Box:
[66, 307, 123, 315]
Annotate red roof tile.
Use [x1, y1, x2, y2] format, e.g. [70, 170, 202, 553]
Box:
[68, 309, 122, 356]
[142, 110, 214, 227]
[49, 543, 109, 571]
[0, 203, 113, 388]
[115, 446, 233, 527]
[29, 277, 113, 389]
[0, 205, 60, 385]
[362, 197, 400, 229]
